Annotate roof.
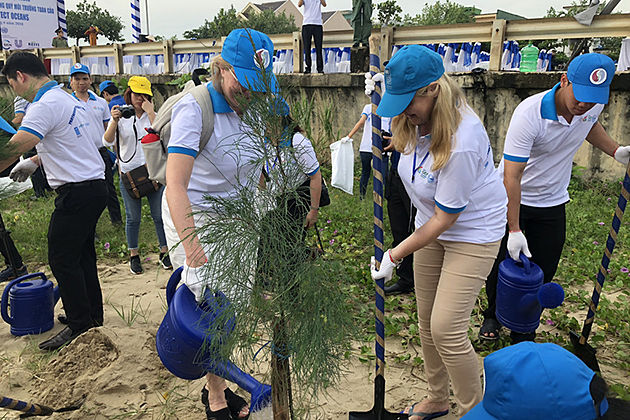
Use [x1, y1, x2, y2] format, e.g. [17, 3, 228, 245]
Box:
[254, 1, 285, 11]
[495, 9, 526, 21]
[322, 11, 335, 23]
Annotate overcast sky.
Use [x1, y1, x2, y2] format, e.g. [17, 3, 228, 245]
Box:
[66, 0, 629, 42]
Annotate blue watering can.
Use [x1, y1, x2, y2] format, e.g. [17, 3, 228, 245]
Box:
[496, 254, 565, 333]
[1, 272, 60, 336]
[156, 267, 272, 412]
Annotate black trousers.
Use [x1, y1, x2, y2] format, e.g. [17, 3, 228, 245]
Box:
[0, 215, 23, 268]
[385, 168, 415, 287]
[99, 147, 122, 224]
[484, 202, 567, 324]
[48, 179, 107, 331]
[302, 24, 323, 73]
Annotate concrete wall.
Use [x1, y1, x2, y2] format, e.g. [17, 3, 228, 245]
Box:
[1, 71, 628, 180]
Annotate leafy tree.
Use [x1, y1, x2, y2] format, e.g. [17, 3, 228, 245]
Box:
[66, 0, 124, 45]
[403, 0, 477, 26]
[377, 0, 403, 26]
[183, 6, 297, 39]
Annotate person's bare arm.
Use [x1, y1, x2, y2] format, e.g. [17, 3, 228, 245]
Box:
[298, 0, 303, 6]
[320, 0, 327, 6]
[585, 122, 618, 157]
[304, 170, 322, 229]
[503, 160, 527, 232]
[0, 130, 40, 172]
[348, 114, 367, 138]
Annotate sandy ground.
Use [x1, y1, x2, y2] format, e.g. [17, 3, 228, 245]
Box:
[0, 257, 464, 419]
[3, 257, 625, 419]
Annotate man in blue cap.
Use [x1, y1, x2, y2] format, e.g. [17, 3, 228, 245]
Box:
[479, 53, 630, 344]
[99, 80, 125, 110]
[70, 63, 122, 226]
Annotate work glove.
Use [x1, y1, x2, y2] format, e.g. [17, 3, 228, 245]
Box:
[182, 263, 210, 303]
[365, 72, 385, 96]
[507, 231, 532, 261]
[614, 146, 630, 165]
[370, 249, 399, 282]
[9, 158, 38, 182]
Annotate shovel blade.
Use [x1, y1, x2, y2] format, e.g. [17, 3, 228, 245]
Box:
[349, 375, 408, 420]
[570, 330, 600, 372]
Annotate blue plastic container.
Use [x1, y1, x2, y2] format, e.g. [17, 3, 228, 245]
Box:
[156, 267, 272, 412]
[496, 254, 546, 333]
[1, 272, 60, 336]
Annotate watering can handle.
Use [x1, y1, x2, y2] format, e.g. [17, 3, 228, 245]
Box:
[518, 253, 531, 274]
[165, 266, 184, 306]
[1, 272, 47, 325]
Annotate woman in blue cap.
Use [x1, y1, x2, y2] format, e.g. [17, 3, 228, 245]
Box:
[370, 45, 507, 419]
[164, 28, 278, 420]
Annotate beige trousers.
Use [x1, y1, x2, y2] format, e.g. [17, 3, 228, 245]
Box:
[413, 239, 500, 415]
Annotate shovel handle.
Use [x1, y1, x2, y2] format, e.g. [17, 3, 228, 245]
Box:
[0, 395, 54, 416]
[579, 160, 630, 344]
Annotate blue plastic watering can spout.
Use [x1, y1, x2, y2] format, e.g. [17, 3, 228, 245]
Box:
[206, 360, 272, 412]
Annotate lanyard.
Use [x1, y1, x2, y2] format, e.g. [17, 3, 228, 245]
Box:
[411, 147, 430, 183]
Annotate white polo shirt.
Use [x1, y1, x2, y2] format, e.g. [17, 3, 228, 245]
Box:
[73, 90, 110, 150]
[265, 131, 320, 195]
[359, 104, 392, 153]
[498, 83, 604, 207]
[168, 82, 262, 210]
[19, 81, 105, 188]
[104, 112, 149, 173]
[398, 106, 507, 244]
[302, 0, 323, 25]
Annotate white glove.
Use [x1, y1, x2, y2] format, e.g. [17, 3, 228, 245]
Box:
[370, 249, 399, 282]
[506, 231, 532, 261]
[9, 158, 38, 182]
[364, 72, 385, 96]
[182, 263, 210, 303]
[614, 146, 630, 164]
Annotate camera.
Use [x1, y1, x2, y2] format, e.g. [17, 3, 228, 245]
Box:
[118, 105, 135, 119]
[381, 131, 392, 149]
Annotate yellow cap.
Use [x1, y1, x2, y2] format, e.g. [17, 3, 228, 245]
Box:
[127, 76, 152, 96]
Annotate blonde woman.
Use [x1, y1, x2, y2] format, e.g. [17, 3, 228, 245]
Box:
[370, 45, 507, 419]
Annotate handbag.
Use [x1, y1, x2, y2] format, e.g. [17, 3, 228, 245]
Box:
[116, 123, 160, 199]
[120, 164, 160, 199]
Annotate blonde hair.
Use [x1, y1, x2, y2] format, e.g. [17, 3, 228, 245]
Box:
[391, 73, 466, 171]
[210, 55, 233, 96]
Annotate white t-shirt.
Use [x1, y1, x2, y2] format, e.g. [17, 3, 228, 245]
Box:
[398, 106, 507, 243]
[265, 131, 320, 195]
[359, 104, 392, 153]
[104, 111, 150, 173]
[498, 83, 604, 207]
[302, 0, 323, 25]
[19, 82, 104, 188]
[168, 83, 262, 210]
[73, 90, 110, 149]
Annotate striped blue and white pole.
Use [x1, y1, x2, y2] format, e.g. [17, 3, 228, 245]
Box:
[369, 39, 385, 380]
[131, 0, 141, 43]
[56, 0, 67, 38]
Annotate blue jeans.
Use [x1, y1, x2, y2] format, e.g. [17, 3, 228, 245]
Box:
[119, 178, 167, 251]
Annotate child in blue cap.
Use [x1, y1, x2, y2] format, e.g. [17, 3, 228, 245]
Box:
[163, 28, 278, 420]
[479, 53, 630, 345]
[370, 45, 507, 418]
[463, 342, 630, 419]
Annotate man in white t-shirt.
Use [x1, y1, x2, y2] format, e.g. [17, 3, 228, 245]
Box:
[298, 0, 326, 74]
[479, 53, 630, 344]
[0, 52, 107, 351]
[70, 63, 122, 226]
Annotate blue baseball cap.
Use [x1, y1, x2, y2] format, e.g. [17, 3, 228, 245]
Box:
[99, 80, 115, 93]
[377, 45, 445, 118]
[463, 342, 607, 420]
[70, 63, 90, 76]
[221, 28, 278, 93]
[567, 53, 615, 104]
[0, 115, 16, 135]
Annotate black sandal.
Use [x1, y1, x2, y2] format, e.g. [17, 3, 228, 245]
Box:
[201, 387, 249, 420]
[478, 317, 501, 341]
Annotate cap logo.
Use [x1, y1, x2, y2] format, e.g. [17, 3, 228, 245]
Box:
[254, 49, 270, 70]
[384, 68, 392, 90]
[73, 63, 82, 69]
[589, 68, 607, 85]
